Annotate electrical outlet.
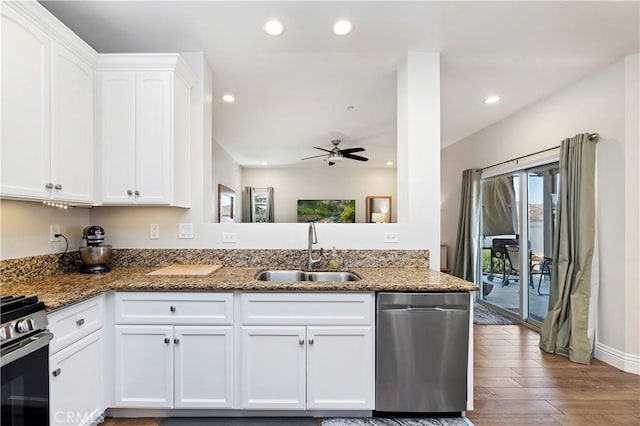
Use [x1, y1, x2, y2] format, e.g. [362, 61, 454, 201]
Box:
[222, 232, 237, 243]
[178, 223, 194, 239]
[150, 224, 160, 240]
[50, 224, 60, 242]
[383, 232, 399, 243]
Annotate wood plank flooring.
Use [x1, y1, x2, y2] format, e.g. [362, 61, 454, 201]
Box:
[102, 324, 640, 426]
[469, 324, 640, 426]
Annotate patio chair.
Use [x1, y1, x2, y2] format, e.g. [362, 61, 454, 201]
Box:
[505, 245, 550, 295]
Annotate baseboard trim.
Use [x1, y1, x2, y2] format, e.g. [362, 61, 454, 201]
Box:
[595, 341, 640, 375]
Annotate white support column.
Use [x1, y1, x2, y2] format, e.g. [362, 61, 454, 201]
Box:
[397, 52, 441, 269]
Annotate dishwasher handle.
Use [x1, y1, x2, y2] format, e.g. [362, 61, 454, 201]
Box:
[379, 304, 468, 312]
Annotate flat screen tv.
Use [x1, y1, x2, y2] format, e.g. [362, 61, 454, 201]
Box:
[297, 199, 356, 223]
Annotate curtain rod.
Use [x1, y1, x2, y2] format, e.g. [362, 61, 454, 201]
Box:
[477, 132, 599, 173]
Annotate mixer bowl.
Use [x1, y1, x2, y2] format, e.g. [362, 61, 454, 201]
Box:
[79, 245, 112, 265]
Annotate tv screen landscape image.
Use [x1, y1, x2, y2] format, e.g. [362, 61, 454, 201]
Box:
[297, 199, 356, 223]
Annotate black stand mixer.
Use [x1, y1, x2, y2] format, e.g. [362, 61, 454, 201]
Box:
[79, 226, 112, 274]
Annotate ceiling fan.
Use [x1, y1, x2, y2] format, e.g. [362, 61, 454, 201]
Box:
[301, 139, 369, 166]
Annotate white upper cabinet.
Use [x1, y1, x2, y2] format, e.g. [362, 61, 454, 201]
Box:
[97, 54, 195, 207]
[50, 42, 95, 203]
[0, 0, 96, 203]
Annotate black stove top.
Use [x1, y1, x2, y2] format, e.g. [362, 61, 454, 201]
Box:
[1, 295, 45, 325]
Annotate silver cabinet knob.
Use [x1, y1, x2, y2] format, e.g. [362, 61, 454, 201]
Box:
[54, 184, 62, 190]
[52, 368, 61, 377]
[308, 338, 314, 345]
[134, 190, 140, 196]
[45, 183, 54, 190]
[298, 339, 304, 345]
[174, 338, 180, 345]
[164, 338, 170, 344]
[76, 318, 85, 326]
[127, 190, 133, 196]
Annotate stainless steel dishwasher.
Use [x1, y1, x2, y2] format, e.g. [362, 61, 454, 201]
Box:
[376, 292, 470, 413]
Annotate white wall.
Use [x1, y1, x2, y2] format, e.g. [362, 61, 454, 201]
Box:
[623, 53, 640, 372]
[441, 54, 639, 372]
[241, 167, 397, 223]
[0, 199, 90, 259]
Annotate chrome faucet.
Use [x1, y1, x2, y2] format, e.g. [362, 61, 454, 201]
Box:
[307, 222, 323, 269]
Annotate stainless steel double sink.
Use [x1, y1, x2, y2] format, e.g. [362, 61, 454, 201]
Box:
[255, 270, 360, 282]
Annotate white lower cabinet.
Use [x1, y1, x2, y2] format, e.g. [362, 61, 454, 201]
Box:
[114, 324, 233, 408]
[50, 329, 104, 426]
[306, 326, 373, 410]
[48, 296, 105, 426]
[241, 326, 307, 409]
[240, 292, 375, 411]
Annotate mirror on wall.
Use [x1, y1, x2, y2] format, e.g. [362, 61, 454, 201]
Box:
[366, 196, 392, 223]
[218, 184, 235, 223]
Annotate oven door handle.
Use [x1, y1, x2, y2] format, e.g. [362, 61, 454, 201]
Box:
[1, 331, 53, 368]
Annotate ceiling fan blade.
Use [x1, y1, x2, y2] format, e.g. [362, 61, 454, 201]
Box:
[343, 153, 369, 162]
[301, 153, 328, 160]
[313, 147, 333, 153]
[339, 147, 365, 154]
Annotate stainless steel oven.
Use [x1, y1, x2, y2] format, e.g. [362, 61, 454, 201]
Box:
[1, 296, 52, 426]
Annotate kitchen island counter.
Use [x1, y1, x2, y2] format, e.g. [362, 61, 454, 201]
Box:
[0, 266, 478, 311]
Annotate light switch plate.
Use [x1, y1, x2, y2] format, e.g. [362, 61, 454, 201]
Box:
[150, 224, 160, 240]
[383, 232, 399, 243]
[178, 223, 194, 239]
[222, 232, 237, 243]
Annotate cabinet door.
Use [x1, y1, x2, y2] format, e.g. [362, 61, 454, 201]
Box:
[174, 326, 234, 408]
[1, 5, 51, 199]
[113, 325, 173, 408]
[134, 71, 172, 204]
[241, 326, 306, 409]
[50, 42, 94, 203]
[50, 329, 104, 426]
[306, 326, 374, 410]
[98, 71, 136, 204]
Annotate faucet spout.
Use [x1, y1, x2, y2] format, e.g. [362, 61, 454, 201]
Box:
[307, 222, 323, 269]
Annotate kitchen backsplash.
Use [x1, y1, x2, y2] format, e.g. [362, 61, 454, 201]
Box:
[0, 248, 429, 284]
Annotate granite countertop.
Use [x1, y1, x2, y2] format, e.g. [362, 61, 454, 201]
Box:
[0, 266, 478, 311]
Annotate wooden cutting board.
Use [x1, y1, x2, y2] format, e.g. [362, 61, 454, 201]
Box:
[147, 264, 223, 277]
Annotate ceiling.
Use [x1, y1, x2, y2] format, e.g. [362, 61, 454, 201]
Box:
[40, 1, 639, 168]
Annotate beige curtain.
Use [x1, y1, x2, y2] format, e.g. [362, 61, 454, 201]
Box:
[241, 187, 255, 223]
[453, 169, 481, 282]
[266, 187, 275, 223]
[540, 133, 597, 364]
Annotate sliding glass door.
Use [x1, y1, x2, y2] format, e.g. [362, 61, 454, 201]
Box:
[478, 163, 559, 326]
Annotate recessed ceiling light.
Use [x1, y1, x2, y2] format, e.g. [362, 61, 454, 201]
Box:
[346, 105, 355, 110]
[261, 161, 268, 166]
[333, 20, 352, 36]
[264, 19, 284, 36]
[484, 95, 500, 105]
[222, 94, 235, 103]
[386, 161, 394, 166]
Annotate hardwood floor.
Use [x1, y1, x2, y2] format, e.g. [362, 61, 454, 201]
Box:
[101, 324, 640, 426]
[469, 324, 640, 426]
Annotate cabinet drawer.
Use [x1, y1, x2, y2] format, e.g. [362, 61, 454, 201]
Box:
[114, 292, 233, 325]
[241, 292, 373, 325]
[48, 295, 104, 354]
